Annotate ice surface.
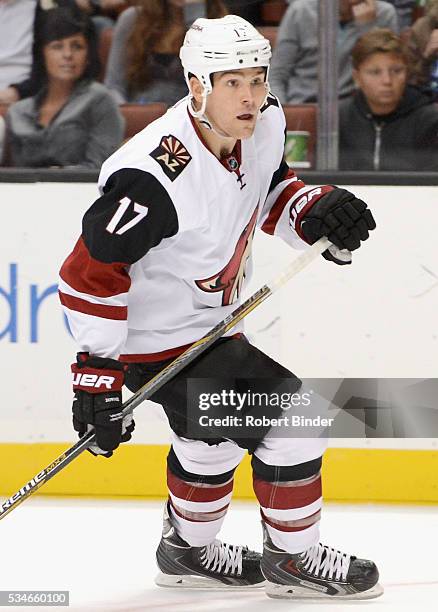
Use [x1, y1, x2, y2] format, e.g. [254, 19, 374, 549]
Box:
[0, 498, 437, 611]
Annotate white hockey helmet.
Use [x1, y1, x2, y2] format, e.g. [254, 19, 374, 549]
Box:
[180, 15, 272, 118]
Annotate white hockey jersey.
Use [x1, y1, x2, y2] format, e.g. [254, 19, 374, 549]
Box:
[59, 95, 331, 361]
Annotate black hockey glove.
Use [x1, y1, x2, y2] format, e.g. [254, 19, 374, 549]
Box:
[291, 187, 376, 265]
[71, 353, 135, 458]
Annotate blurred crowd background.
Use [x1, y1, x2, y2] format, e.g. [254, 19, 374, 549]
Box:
[0, 0, 437, 171]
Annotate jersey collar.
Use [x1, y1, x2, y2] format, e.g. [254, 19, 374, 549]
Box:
[187, 107, 242, 174]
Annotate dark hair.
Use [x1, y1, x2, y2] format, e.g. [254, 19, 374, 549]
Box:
[37, 7, 100, 82]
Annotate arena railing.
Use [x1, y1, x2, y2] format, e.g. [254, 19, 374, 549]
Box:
[0, 168, 437, 186]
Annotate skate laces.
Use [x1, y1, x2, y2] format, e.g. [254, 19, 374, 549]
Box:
[200, 540, 243, 576]
[300, 543, 351, 581]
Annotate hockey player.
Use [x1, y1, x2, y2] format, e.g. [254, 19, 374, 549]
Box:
[59, 15, 382, 600]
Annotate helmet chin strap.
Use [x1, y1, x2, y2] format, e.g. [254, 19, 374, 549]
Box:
[187, 92, 235, 140]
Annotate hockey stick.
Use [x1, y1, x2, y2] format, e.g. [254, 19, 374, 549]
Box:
[0, 236, 331, 521]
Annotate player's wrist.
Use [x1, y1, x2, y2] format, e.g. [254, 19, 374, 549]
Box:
[71, 353, 126, 394]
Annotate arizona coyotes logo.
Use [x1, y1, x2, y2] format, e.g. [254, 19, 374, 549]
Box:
[195, 207, 258, 306]
[150, 135, 192, 181]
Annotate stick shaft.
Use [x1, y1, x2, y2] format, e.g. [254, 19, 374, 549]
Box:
[0, 237, 330, 521]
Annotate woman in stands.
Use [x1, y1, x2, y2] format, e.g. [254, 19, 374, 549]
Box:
[104, 0, 228, 105]
[4, 7, 123, 168]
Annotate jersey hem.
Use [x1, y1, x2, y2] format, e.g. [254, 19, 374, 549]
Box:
[119, 332, 243, 363]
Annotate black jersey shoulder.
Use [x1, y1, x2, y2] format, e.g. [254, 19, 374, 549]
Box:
[260, 93, 280, 114]
[268, 158, 291, 194]
[83, 168, 179, 265]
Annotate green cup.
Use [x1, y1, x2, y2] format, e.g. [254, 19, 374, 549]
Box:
[285, 131, 311, 168]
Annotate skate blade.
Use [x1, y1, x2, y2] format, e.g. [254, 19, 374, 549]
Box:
[155, 572, 266, 590]
[265, 581, 384, 600]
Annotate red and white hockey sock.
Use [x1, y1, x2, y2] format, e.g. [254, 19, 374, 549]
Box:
[254, 471, 322, 554]
[167, 468, 234, 547]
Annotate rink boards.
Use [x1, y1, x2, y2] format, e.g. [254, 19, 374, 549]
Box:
[0, 181, 437, 502]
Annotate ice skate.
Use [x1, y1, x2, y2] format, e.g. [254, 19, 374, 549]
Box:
[261, 522, 383, 600]
[155, 502, 265, 589]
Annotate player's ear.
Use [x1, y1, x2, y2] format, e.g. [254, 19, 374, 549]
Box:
[189, 75, 205, 107]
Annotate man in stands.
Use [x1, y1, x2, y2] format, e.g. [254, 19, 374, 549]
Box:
[270, 0, 399, 104]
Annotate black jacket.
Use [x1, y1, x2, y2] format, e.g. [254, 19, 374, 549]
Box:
[339, 86, 438, 171]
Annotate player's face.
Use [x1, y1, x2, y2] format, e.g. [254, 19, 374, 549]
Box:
[353, 52, 407, 115]
[43, 33, 88, 84]
[205, 67, 268, 139]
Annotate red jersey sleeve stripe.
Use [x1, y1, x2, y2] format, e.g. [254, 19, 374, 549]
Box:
[261, 173, 306, 235]
[59, 291, 128, 321]
[59, 237, 131, 298]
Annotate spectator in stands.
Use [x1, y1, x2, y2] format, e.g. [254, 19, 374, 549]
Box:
[0, 0, 123, 105]
[75, 0, 129, 33]
[408, 0, 438, 96]
[4, 7, 124, 168]
[270, 0, 399, 104]
[286, 0, 416, 29]
[0, 0, 37, 104]
[385, 1, 417, 30]
[339, 28, 438, 171]
[0, 0, 86, 104]
[104, 0, 228, 105]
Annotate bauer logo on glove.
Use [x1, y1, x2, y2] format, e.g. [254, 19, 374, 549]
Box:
[72, 372, 119, 391]
[290, 186, 377, 266]
[71, 353, 134, 458]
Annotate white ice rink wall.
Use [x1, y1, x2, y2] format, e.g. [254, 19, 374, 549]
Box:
[1, 181, 437, 501]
